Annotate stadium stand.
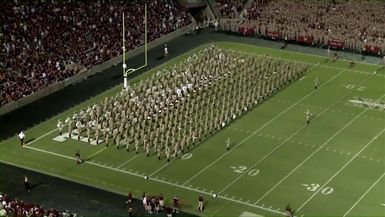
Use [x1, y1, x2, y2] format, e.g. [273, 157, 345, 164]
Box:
[1, 0, 191, 106]
[215, 0, 248, 18]
[0, 192, 77, 217]
[217, 0, 385, 55]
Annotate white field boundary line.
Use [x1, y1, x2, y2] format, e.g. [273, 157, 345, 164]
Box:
[217, 72, 372, 194]
[181, 68, 343, 185]
[221, 41, 384, 68]
[343, 172, 385, 217]
[116, 155, 139, 169]
[255, 92, 385, 204]
[230, 48, 384, 78]
[297, 127, 385, 211]
[22, 145, 285, 216]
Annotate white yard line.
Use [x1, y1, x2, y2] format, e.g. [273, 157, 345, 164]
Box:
[181, 69, 344, 185]
[217, 74, 365, 194]
[116, 155, 139, 169]
[149, 160, 173, 176]
[22, 144, 285, 216]
[255, 93, 385, 204]
[297, 128, 385, 211]
[26, 128, 58, 146]
[343, 172, 385, 217]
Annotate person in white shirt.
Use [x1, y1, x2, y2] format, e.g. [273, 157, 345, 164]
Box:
[57, 119, 63, 135]
[18, 131, 25, 146]
[164, 44, 168, 58]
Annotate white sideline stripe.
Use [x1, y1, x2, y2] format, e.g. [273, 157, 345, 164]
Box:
[298, 128, 385, 211]
[218, 75, 358, 194]
[116, 155, 139, 169]
[344, 173, 385, 217]
[182, 69, 344, 185]
[23, 143, 287, 216]
[255, 92, 384, 204]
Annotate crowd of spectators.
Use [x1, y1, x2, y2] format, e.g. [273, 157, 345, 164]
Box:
[215, 0, 248, 18]
[218, 0, 385, 55]
[0, 192, 77, 217]
[1, 0, 191, 106]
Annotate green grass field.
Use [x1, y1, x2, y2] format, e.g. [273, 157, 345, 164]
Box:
[1, 42, 384, 217]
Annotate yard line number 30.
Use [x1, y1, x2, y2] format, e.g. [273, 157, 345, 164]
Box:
[302, 183, 334, 195]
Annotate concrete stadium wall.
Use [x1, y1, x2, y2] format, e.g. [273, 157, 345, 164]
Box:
[0, 24, 193, 116]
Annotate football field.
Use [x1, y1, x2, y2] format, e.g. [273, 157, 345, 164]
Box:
[1, 42, 384, 217]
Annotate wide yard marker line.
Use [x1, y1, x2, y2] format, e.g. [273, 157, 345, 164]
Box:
[343, 172, 385, 217]
[25, 128, 58, 146]
[255, 92, 384, 204]
[85, 146, 107, 160]
[149, 159, 176, 176]
[217, 75, 362, 194]
[297, 128, 385, 211]
[116, 155, 139, 169]
[182, 69, 345, 185]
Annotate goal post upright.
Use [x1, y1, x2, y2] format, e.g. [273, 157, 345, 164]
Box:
[122, 3, 148, 89]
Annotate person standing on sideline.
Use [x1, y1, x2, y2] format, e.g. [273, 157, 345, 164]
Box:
[75, 149, 82, 164]
[314, 76, 319, 89]
[128, 207, 133, 217]
[18, 131, 25, 146]
[24, 176, 31, 192]
[198, 195, 204, 211]
[164, 44, 168, 58]
[226, 137, 230, 151]
[126, 192, 132, 205]
[57, 119, 63, 135]
[173, 195, 179, 213]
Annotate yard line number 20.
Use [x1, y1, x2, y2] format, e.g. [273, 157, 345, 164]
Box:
[230, 165, 260, 176]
